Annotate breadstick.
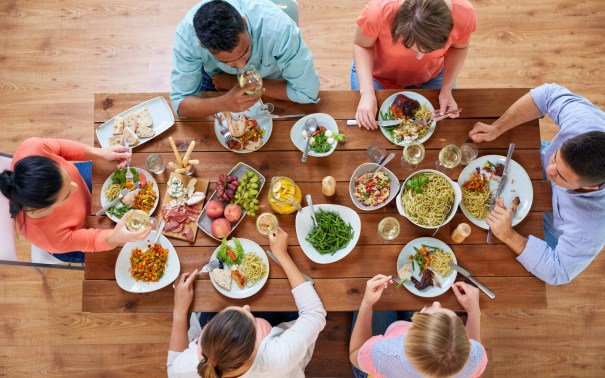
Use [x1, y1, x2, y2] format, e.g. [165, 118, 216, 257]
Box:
[168, 137, 182, 165]
[175, 168, 187, 174]
[182, 140, 196, 163]
[187, 159, 199, 165]
[168, 162, 180, 170]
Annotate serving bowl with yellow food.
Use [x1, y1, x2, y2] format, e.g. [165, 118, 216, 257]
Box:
[395, 169, 461, 229]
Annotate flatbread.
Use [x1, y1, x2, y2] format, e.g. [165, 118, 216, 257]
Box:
[108, 135, 124, 146]
[112, 116, 124, 135]
[123, 112, 138, 133]
[123, 126, 139, 145]
[135, 107, 153, 128]
[212, 268, 231, 290]
[135, 126, 155, 138]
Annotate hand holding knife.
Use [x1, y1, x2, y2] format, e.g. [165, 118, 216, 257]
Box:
[487, 143, 515, 243]
[449, 262, 495, 299]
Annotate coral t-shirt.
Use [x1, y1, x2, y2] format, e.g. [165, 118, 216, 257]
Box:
[356, 0, 477, 88]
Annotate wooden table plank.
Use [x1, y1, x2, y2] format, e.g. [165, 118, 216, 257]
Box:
[82, 277, 546, 313]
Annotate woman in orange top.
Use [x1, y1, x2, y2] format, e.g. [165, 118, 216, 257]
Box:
[0, 138, 150, 259]
[352, 0, 477, 129]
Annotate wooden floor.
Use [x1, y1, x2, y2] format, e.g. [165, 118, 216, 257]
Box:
[1, 0, 604, 376]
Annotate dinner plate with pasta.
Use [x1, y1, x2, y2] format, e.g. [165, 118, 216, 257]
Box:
[100, 167, 160, 223]
[115, 233, 180, 293]
[396, 237, 457, 298]
[457, 155, 533, 229]
[378, 91, 436, 146]
[209, 238, 270, 299]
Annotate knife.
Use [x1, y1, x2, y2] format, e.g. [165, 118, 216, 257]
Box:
[96, 181, 140, 216]
[487, 143, 515, 243]
[449, 262, 495, 299]
[248, 113, 305, 121]
[346, 119, 402, 127]
[266, 249, 314, 284]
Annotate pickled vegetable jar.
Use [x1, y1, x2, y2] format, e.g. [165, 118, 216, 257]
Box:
[268, 176, 302, 214]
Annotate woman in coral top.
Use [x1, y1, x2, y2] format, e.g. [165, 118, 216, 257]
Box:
[0, 138, 150, 261]
[352, 0, 477, 130]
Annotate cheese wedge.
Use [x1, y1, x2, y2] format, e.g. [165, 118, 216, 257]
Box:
[212, 268, 231, 291]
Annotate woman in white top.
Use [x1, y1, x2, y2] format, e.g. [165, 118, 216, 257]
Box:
[167, 228, 327, 378]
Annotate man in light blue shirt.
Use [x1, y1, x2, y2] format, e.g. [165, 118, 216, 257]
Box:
[469, 83, 605, 285]
[170, 0, 320, 118]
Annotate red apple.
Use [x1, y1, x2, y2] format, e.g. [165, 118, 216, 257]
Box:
[224, 204, 242, 223]
[205, 199, 225, 219]
[211, 218, 232, 239]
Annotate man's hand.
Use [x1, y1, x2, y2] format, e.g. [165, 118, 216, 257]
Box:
[486, 198, 514, 240]
[437, 89, 460, 120]
[221, 83, 263, 113]
[469, 122, 503, 143]
[173, 270, 197, 315]
[361, 274, 392, 307]
[211, 73, 239, 91]
[355, 93, 378, 130]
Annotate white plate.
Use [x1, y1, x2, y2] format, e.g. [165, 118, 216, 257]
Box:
[209, 238, 269, 299]
[214, 102, 273, 153]
[290, 113, 339, 157]
[96, 96, 175, 149]
[396, 237, 457, 298]
[396, 169, 462, 229]
[378, 91, 436, 146]
[295, 204, 361, 264]
[100, 167, 160, 223]
[458, 155, 534, 229]
[115, 233, 180, 293]
[349, 163, 400, 211]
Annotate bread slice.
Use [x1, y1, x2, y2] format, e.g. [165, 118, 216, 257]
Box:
[123, 126, 139, 145]
[135, 126, 155, 138]
[135, 107, 153, 128]
[212, 268, 232, 290]
[112, 116, 124, 135]
[123, 112, 138, 133]
[108, 134, 124, 146]
[231, 268, 247, 289]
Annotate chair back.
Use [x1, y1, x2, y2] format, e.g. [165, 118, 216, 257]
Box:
[270, 0, 299, 25]
[0, 153, 17, 261]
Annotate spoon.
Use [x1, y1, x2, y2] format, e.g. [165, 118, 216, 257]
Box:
[306, 194, 317, 227]
[301, 117, 318, 163]
[373, 152, 396, 176]
[151, 219, 166, 245]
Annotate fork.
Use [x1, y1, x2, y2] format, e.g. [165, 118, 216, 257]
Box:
[198, 259, 221, 274]
[214, 113, 234, 144]
[124, 139, 134, 183]
[410, 108, 462, 126]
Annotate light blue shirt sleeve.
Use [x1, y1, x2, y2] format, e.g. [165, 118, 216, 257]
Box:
[170, 21, 205, 115]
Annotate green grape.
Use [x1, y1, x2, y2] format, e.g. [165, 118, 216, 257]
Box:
[250, 183, 258, 189]
[250, 176, 259, 183]
[252, 198, 259, 204]
[253, 205, 260, 211]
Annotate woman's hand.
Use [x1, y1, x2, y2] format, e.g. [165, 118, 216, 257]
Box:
[268, 227, 289, 262]
[437, 89, 460, 120]
[173, 270, 198, 315]
[86, 145, 131, 169]
[452, 281, 480, 315]
[355, 93, 378, 130]
[105, 210, 151, 247]
[362, 274, 392, 307]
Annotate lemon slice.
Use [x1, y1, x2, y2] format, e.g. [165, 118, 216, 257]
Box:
[272, 181, 282, 193]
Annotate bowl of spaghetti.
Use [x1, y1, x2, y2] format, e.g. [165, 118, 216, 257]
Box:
[396, 170, 461, 229]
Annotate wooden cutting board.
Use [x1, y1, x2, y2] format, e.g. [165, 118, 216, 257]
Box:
[160, 172, 209, 242]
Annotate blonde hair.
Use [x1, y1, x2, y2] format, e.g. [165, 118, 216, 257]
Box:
[197, 309, 256, 378]
[404, 312, 470, 378]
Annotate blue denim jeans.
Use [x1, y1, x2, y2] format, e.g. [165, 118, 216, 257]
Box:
[350, 62, 445, 90]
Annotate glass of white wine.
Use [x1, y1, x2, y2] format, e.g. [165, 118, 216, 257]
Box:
[435, 144, 462, 174]
[401, 142, 425, 171]
[237, 65, 274, 114]
[125, 210, 156, 232]
[377, 216, 400, 243]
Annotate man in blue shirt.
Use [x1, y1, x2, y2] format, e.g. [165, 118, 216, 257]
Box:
[170, 0, 320, 118]
[469, 83, 605, 285]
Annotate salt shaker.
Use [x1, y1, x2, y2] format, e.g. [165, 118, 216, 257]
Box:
[451, 223, 471, 243]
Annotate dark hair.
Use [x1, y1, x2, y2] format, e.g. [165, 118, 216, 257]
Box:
[197, 309, 256, 378]
[193, 0, 246, 53]
[391, 0, 453, 53]
[560, 131, 605, 186]
[0, 156, 63, 219]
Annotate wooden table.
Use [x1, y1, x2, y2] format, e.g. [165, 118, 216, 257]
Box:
[83, 89, 551, 313]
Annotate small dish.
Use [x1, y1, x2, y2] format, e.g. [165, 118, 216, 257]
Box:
[349, 163, 400, 211]
[290, 113, 339, 157]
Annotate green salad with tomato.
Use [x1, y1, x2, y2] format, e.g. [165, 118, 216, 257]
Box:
[217, 237, 244, 266]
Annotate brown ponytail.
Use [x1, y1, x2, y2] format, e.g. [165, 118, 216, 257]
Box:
[197, 309, 257, 378]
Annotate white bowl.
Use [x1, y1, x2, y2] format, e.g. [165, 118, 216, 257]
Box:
[290, 113, 339, 157]
[295, 204, 361, 264]
[349, 163, 400, 211]
[396, 169, 461, 229]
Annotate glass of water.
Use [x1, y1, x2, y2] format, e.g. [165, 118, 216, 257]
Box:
[401, 142, 425, 171]
[145, 153, 165, 174]
[377, 216, 400, 243]
[460, 140, 478, 165]
[367, 143, 387, 163]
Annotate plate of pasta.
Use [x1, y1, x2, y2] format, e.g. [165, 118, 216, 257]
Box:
[396, 170, 461, 229]
[396, 237, 457, 298]
[115, 233, 180, 293]
[458, 155, 533, 229]
[209, 238, 269, 299]
[100, 167, 160, 223]
[379, 91, 436, 145]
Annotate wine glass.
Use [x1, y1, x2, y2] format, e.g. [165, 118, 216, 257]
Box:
[237, 65, 274, 115]
[460, 139, 478, 165]
[367, 143, 387, 163]
[401, 142, 425, 171]
[435, 144, 462, 174]
[377, 217, 400, 243]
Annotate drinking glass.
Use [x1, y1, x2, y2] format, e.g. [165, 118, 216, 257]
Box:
[256, 212, 279, 237]
[460, 140, 478, 165]
[377, 217, 400, 243]
[367, 143, 387, 163]
[145, 153, 165, 174]
[401, 142, 425, 171]
[435, 144, 462, 174]
[237, 65, 274, 114]
[125, 210, 156, 232]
